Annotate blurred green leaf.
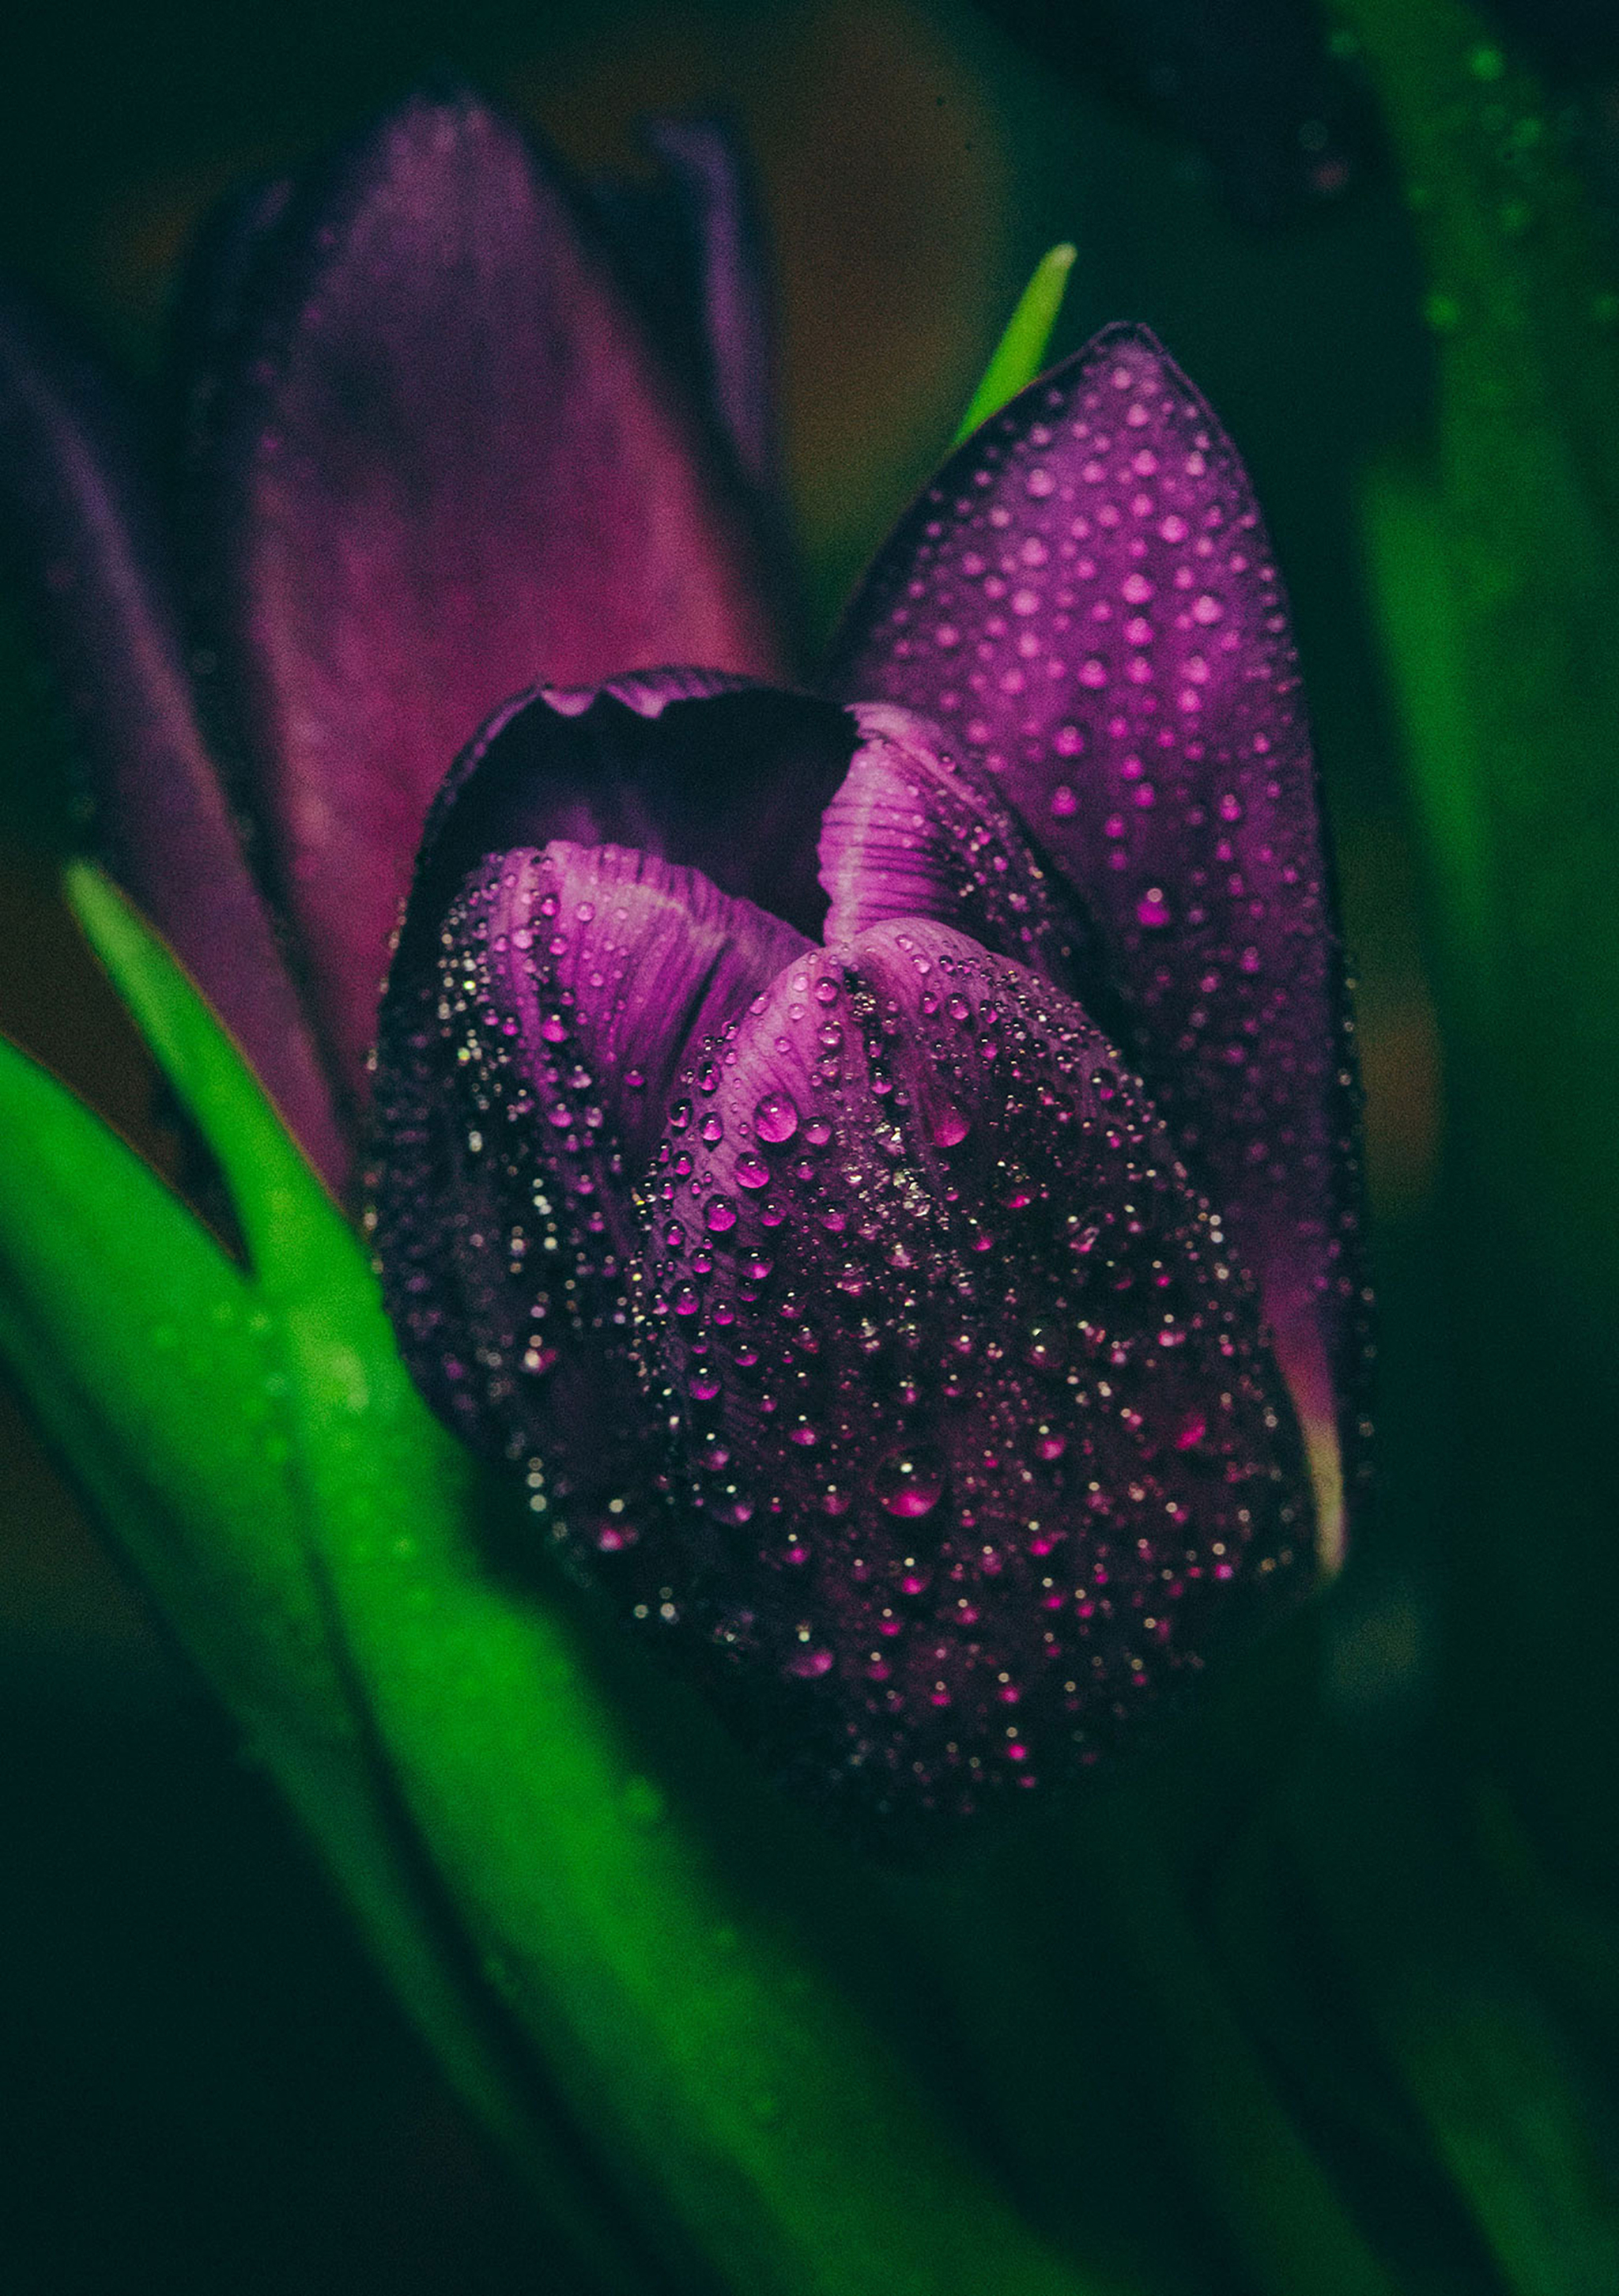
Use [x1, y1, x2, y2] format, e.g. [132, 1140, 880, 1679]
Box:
[1289, 1746, 1619, 2296]
[1338, 0, 1619, 1323]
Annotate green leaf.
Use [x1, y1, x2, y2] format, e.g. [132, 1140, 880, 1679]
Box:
[0, 1019, 648, 2286]
[0, 1031, 346, 1747]
[954, 242, 1076, 444]
[1338, 0, 1619, 1320]
[64, 859, 340, 1299]
[1289, 1744, 1619, 2296]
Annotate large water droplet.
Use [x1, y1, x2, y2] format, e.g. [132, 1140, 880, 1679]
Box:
[753, 1089, 799, 1144]
[877, 1448, 947, 1519]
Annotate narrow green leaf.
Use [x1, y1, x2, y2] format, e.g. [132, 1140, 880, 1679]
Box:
[0, 1033, 346, 1747]
[954, 242, 1076, 444]
[0, 1004, 658, 2292]
[64, 859, 340, 1298]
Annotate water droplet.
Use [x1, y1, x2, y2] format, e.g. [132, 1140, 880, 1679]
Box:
[705, 1195, 738, 1233]
[878, 1448, 947, 1518]
[736, 1150, 770, 1190]
[753, 1089, 798, 1144]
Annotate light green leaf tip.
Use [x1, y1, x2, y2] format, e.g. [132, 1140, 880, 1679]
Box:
[954, 242, 1077, 445]
[62, 858, 343, 1301]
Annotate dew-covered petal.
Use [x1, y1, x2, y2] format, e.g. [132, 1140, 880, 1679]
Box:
[628, 918, 1314, 1831]
[404, 676, 856, 954]
[466, 837, 810, 1205]
[0, 284, 349, 1191]
[832, 325, 1364, 1563]
[819, 700, 1081, 986]
[198, 91, 785, 1104]
[369, 828, 807, 1584]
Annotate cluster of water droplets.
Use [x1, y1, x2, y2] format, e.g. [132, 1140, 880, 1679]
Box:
[832, 327, 1370, 1516]
[372, 848, 696, 1608]
[628, 925, 1308, 1823]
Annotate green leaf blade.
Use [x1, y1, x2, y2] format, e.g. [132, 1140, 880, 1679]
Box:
[63, 859, 345, 1300]
[0, 1031, 349, 1746]
[954, 242, 1077, 444]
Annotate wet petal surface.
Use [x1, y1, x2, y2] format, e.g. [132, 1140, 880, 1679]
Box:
[634, 919, 1313, 1830]
[818, 701, 1080, 986]
[198, 92, 784, 1104]
[371, 831, 806, 1574]
[832, 324, 1364, 1559]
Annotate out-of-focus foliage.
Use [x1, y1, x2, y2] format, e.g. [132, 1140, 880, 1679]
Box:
[1345, 0, 1619, 1330]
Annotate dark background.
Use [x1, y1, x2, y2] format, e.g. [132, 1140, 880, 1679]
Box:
[0, 2, 1610, 2288]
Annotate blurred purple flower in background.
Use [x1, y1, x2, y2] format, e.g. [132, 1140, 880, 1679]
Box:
[1, 89, 1364, 1833]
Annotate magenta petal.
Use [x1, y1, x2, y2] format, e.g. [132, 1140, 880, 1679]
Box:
[0, 285, 348, 1191]
[635, 920, 1313, 1829]
[369, 833, 806, 1560]
[466, 837, 810, 1192]
[202, 92, 785, 1104]
[819, 701, 1081, 985]
[833, 325, 1364, 1559]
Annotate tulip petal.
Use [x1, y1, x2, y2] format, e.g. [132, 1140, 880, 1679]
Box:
[370, 825, 807, 1580]
[819, 700, 1085, 987]
[594, 115, 779, 500]
[196, 91, 785, 1104]
[634, 919, 1314, 1830]
[832, 325, 1364, 1563]
[0, 285, 349, 1190]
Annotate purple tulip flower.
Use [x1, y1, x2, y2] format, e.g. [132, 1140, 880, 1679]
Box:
[1, 91, 1364, 1831]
